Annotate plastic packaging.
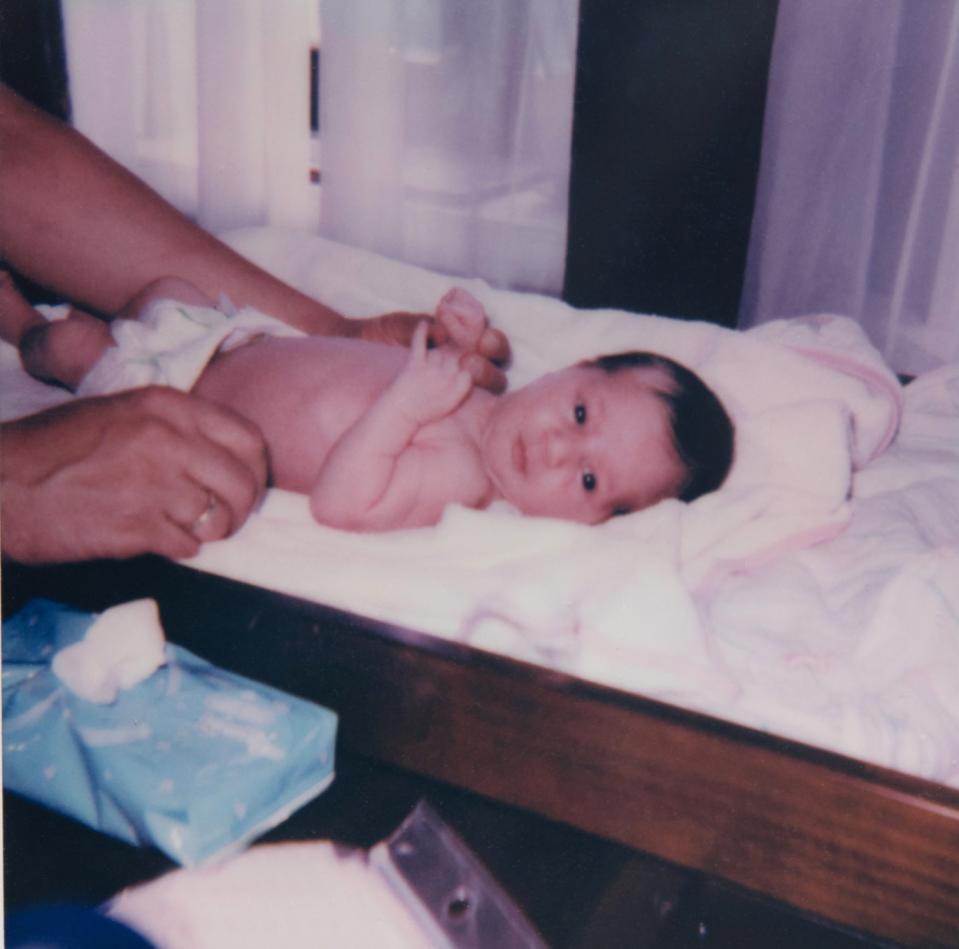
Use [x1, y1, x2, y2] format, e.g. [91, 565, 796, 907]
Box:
[372, 801, 548, 948]
[3, 598, 337, 866]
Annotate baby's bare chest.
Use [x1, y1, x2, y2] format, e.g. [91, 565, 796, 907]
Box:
[196, 337, 401, 488]
[195, 336, 490, 501]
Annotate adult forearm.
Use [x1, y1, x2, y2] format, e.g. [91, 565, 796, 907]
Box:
[0, 86, 350, 335]
[0, 87, 512, 388]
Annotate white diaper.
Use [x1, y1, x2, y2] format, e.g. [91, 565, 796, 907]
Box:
[76, 300, 303, 396]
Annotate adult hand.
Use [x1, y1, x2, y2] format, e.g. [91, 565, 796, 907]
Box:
[1, 387, 268, 564]
[354, 298, 511, 394]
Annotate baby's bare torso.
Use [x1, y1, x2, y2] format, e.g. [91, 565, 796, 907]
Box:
[193, 335, 492, 496]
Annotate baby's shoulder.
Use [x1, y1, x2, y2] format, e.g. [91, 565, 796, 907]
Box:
[412, 420, 492, 502]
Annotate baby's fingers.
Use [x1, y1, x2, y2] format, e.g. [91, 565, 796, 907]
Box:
[427, 358, 473, 414]
[450, 365, 474, 404]
[460, 350, 507, 394]
[409, 320, 430, 361]
[477, 324, 510, 364]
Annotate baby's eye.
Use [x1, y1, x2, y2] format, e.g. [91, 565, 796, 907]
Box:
[574, 403, 587, 425]
[582, 470, 597, 492]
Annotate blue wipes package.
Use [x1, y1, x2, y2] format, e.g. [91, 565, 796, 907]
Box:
[3, 598, 337, 866]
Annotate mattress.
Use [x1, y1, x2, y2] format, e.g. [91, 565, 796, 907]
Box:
[3, 227, 957, 789]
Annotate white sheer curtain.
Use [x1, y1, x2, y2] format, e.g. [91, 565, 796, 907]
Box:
[739, 0, 959, 376]
[318, 0, 578, 294]
[63, 0, 321, 233]
[62, 0, 578, 295]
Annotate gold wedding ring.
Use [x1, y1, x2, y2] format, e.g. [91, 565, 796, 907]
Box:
[192, 492, 217, 533]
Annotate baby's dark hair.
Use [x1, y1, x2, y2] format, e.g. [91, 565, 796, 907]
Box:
[588, 351, 735, 503]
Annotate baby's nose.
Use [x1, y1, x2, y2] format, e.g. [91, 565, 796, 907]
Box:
[544, 428, 574, 467]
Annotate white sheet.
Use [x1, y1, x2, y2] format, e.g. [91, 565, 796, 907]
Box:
[3, 228, 956, 788]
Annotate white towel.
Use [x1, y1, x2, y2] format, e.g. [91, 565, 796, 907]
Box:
[11, 229, 954, 785]
[173, 228, 900, 708]
[215, 227, 901, 587]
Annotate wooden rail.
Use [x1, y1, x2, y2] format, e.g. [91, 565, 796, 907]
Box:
[6, 559, 959, 946]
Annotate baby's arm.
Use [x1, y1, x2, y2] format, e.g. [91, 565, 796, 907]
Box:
[309, 322, 473, 530]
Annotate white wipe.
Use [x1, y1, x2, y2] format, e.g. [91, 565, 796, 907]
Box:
[108, 841, 431, 949]
[52, 599, 167, 704]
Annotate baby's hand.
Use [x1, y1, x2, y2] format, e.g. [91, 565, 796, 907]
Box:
[435, 288, 488, 352]
[434, 287, 510, 395]
[390, 321, 473, 426]
[357, 288, 509, 393]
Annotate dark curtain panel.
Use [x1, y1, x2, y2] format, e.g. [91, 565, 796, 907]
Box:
[563, 0, 779, 327]
[0, 0, 70, 302]
[0, 0, 70, 120]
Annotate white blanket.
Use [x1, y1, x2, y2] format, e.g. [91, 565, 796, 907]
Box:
[4, 228, 956, 787]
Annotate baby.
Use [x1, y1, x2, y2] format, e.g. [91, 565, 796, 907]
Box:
[12, 277, 734, 531]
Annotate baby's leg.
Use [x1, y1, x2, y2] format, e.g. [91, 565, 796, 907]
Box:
[19, 310, 116, 391]
[12, 274, 219, 391]
[1, 271, 115, 390]
[118, 276, 217, 321]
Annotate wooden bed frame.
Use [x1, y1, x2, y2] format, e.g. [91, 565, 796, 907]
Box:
[6, 556, 958, 946]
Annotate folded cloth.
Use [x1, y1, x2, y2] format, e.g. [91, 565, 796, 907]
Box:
[3, 599, 338, 866]
[77, 298, 303, 396]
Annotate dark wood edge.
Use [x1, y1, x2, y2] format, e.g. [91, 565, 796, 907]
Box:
[5, 558, 959, 945]
[150, 564, 958, 806]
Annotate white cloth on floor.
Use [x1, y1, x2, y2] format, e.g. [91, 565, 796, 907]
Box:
[108, 841, 431, 949]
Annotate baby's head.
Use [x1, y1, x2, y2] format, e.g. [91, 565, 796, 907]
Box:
[480, 351, 734, 524]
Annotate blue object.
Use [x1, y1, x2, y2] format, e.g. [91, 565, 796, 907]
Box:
[6, 904, 155, 949]
[3, 599, 337, 866]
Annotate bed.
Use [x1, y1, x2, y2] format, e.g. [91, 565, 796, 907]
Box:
[4, 229, 958, 946]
